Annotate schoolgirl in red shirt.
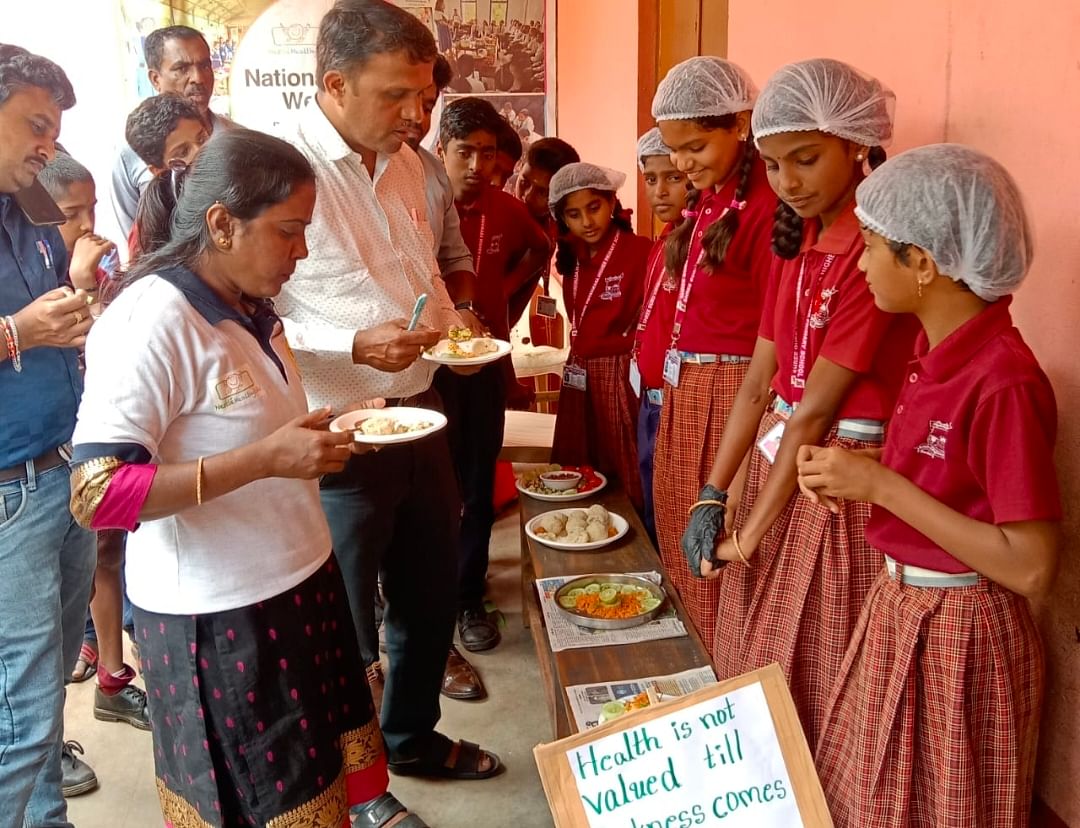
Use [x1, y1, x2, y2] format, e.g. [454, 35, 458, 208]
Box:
[803, 145, 1060, 828]
[633, 127, 689, 542]
[548, 163, 652, 508]
[684, 59, 917, 746]
[649, 56, 776, 645]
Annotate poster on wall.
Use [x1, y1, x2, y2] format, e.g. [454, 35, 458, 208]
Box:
[114, 0, 554, 150]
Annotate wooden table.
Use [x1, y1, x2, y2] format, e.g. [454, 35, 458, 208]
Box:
[519, 486, 713, 739]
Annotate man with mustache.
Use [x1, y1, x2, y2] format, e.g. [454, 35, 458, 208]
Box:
[277, 3, 502, 815]
[110, 25, 233, 239]
[0, 44, 100, 826]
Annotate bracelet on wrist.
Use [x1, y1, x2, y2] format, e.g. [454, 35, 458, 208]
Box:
[732, 529, 751, 566]
[2, 315, 22, 373]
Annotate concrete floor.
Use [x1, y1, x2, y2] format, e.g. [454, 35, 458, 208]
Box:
[65, 507, 556, 827]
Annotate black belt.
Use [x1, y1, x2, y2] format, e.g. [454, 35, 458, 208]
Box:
[0, 447, 67, 484]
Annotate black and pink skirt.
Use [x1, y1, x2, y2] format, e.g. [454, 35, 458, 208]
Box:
[133, 556, 388, 828]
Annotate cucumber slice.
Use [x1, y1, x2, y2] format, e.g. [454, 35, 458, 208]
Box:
[558, 595, 578, 609]
[566, 588, 585, 600]
[583, 583, 601, 595]
[599, 587, 619, 605]
[599, 701, 626, 723]
[599, 582, 620, 593]
[619, 584, 638, 594]
[641, 597, 662, 612]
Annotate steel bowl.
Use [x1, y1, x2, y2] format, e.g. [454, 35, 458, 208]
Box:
[553, 574, 667, 631]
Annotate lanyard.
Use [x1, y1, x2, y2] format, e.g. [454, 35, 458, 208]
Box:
[668, 202, 734, 349]
[569, 232, 620, 349]
[789, 252, 837, 390]
[471, 214, 487, 281]
[633, 242, 669, 356]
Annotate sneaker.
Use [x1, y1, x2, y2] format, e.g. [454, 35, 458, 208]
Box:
[94, 684, 152, 730]
[61, 741, 98, 797]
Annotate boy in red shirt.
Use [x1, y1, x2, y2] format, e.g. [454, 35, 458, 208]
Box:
[434, 97, 551, 656]
[802, 145, 1060, 828]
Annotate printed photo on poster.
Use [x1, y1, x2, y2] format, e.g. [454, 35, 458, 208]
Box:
[446, 92, 545, 147]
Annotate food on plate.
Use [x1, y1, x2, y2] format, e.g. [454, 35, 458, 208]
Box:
[598, 692, 653, 724]
[532, 506, 616, 544]
[519, 464, 604, 497]
[431, 326, 500, 359]
[358, 416, 433, 436]
[570, 582, 657, 619]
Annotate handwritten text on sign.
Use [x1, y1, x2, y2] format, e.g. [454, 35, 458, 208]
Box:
[567, 681, 802, 827]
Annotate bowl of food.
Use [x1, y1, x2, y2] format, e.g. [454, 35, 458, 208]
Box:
[553, 574, 666, 630]
[539, 470, 582, 491]
[517, 465, 607, 501]
[329, 406, 447, 446]
[526, 505, 629, 551]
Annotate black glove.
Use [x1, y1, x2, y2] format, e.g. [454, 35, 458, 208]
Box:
[680, 485, 728, 578]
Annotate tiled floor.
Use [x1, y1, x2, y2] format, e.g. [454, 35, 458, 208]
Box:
[64, 507, 555, 827]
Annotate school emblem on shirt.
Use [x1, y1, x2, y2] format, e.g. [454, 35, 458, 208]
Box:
[601, 272, 624, 301]
[809, 286, 839, 329]
[915, 419, 952, 460]
[213, 366, 262, 412]
[485, 234, 503, 256]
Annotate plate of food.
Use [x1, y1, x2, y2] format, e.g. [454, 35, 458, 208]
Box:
[422, 326, 511, 366]
[553, 574, 667, 630]
[525, 505, 628, 551]
[516, 465, 608, 501]
[329, 406, 447, 445]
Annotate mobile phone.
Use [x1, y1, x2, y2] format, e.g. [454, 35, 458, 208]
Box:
[13, 179, 66, 226]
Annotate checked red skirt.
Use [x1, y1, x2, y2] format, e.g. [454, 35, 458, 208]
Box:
[653, 361, 748, 645]
[710, 409, 797, 679]
[738, 428, 883, 748]
[816, 570, 1044, 828]
[551, 353, 642, 509]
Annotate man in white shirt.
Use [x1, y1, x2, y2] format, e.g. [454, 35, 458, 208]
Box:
[277, 0, 501, 800]
[110, 26, 233, 238]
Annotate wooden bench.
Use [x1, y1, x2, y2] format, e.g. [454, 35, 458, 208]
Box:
[519, 486, 713, 739]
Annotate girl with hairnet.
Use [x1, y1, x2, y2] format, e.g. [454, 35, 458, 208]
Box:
[684, 59, 918, 745]
[548, 163, 653, 508]
[801, 145, 1060, 827]
[649, 56, 777, 645]
[632, 127, 690, 543]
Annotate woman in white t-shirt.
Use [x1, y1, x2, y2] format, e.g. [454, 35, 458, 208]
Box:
[70, 130, 427, 828]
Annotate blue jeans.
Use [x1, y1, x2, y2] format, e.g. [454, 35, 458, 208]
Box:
[0, 461, 95, 828]
[637, 395, 662, 546]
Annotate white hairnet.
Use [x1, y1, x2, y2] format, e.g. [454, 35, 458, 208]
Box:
[651, 56, 757, 122]
[548, 163, 626, 214]
[855, 144, 1033, 301]
[752, 58, 894, 148]
[637, 127, 672, 171]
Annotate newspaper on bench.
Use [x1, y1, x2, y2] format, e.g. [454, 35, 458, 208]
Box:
[535, 571, 688, 652]
[563, 665, 718, 732]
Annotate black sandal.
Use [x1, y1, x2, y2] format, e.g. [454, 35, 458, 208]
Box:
[388, 737, 503, 780]
[352, 793, 430, 827]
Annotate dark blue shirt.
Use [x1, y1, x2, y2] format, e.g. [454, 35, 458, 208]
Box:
[0, 193, 83, 468]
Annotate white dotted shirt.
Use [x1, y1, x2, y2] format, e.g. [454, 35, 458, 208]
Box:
[277, 102, 461, 409]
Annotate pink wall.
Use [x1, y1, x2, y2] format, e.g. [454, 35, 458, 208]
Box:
[728, 1, 1080, 822]
[555, 0, 640, 223]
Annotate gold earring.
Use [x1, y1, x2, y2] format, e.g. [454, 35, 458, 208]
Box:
[916, 279, 924, 298]
[218, 237, 231, 249]
[856, 153, 865, 162]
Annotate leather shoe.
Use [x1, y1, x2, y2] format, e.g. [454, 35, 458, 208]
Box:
[441, 646, 485, 700]
[458, 607, 501, 652]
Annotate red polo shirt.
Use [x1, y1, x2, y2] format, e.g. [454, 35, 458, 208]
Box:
[760, 202, 919, 421]
[675, 161, 776, 356]
[634, 230, 677, 390]
[458, 187, 551, 340]
[565, 228, 652, 359]
[866, 298, 1061, 572]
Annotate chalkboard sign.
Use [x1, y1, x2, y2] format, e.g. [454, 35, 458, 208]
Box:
[534, 663, 833, 827]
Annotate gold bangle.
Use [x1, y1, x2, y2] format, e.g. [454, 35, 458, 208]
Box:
[732, 529, 751, 566]
[688, 498, 727, 515]
[195, 456, 205, 506]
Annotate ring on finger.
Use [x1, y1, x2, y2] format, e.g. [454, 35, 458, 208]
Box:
[70, 310, 83, 326]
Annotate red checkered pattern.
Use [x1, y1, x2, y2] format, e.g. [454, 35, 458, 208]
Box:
[739, 430, 883, 748]
[653, 361, 749, 644]
[710, 409, 798, 678]
[816, 571, 1043, 827]
[551, 353, 642, 509]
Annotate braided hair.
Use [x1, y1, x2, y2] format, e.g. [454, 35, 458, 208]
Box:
[663, 115, 757, 276]
[553, 192, 633, 278]
[772, 143, 888, 259]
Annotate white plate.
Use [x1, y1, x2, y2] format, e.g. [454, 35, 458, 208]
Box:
[516, 471, 608, 502]
[525, 508, 630, 551]
[329, 407, 447, 445]
[422, 338, 512, 366]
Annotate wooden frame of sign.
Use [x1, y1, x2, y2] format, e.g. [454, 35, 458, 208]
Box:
[534, 663, 833, 827]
